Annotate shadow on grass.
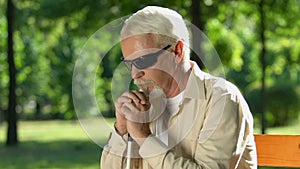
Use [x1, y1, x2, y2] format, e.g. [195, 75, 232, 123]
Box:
[0, 140, 104, 169]
[1, 139, 293, 169]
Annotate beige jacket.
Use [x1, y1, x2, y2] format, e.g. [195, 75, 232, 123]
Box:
[101, 63, 257, 169]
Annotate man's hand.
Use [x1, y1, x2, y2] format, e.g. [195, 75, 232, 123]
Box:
[114, 90, 151, 143]
[114, 92, 132, 136]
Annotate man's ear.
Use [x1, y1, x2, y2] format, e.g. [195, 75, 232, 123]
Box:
[174, 41, 184, 63]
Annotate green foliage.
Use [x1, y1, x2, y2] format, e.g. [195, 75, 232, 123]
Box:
[207, 19, 244, 71]
[246, 83, 300, 127]
[0, 1, 8, 122]
[0, 0, 299, 129]
[266, 84, 300, 126]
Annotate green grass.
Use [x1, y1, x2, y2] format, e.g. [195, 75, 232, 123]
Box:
[0, 119, 114, 169]
[0, 119, 299, 169]
[254, 121, 300, 135]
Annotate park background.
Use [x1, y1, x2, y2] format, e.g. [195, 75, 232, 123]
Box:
[0, 0, 299, 168]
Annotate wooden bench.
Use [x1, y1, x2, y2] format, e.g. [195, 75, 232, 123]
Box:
[254, 134, 300, 167]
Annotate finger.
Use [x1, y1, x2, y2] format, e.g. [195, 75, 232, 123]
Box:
[122, 103, 149, 123]
[131, 90, 148, 105]
[117, 95, 133, 104]
[123, 101, 149, 112]
[122, 91, 141, 103]
[122, 102, 138, 113]
[133, 102, 150, 111]
[120, 104, 135, 119]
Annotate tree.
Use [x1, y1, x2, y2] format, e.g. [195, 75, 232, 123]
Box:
[0, 0, 8, 124]
[6, 0, 18, 146]
[1, 0, 298, 129]
[189, 0, 205, 69]
[259, 0, 266, 134]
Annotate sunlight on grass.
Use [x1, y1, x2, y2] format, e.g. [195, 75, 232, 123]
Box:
[0, 118, 299, 169]
[254, 121, 300, 135]
[0, 119, 115, 169]
[19, 120, 88, 141]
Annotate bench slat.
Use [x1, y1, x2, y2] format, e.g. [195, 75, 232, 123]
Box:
[254, 134, 300, 167]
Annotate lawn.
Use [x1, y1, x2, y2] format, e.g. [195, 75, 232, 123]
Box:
[0, 119, 114, 169]
[0, 119, 299, 169]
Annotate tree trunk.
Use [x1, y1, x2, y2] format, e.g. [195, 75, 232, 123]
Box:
[190, 0, 205, 69]
[35, 101, 41, 119]
[6, 0, 18, 146]
[259, 0, 266, 134]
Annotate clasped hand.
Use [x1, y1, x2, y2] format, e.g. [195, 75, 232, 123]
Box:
[115, 90, 151, 144]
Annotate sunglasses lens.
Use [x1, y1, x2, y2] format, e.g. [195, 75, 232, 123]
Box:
[134, 54, 158, 69]
[122, 45, 170, 70]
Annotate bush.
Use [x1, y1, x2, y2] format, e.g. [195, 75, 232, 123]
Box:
[246, 83, 300, 127]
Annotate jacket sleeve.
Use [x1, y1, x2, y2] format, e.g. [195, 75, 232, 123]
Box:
[101, 130, 127, 169]
[194, 93, 241, 168]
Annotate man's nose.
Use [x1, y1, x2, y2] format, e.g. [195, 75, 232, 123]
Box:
[131, 66, 144, 79]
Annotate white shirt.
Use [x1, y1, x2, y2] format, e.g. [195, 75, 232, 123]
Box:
[155, 91, 185, 145]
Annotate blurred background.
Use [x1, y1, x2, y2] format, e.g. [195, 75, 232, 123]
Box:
[0, 0, 299, 168]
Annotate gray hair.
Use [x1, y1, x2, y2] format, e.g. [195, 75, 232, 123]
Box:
[121, 6, 190, 61]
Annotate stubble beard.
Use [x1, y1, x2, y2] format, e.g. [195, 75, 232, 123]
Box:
[134, 80, 164, 96]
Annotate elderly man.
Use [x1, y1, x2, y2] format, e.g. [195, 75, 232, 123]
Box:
[101, 6, 257, 169]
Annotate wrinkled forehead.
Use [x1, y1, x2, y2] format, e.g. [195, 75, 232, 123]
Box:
[121, 34, 158, 59]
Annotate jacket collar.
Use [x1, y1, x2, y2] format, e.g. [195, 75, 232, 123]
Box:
[183, 61, 208, 100]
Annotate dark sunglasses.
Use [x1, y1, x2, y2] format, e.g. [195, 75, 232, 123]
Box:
[121, 45, 171, 70]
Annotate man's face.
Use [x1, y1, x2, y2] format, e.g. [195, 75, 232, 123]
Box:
[121, 35, 177, 96]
